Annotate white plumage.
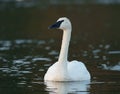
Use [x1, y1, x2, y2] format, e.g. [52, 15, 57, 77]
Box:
[44, 17, 91, 81]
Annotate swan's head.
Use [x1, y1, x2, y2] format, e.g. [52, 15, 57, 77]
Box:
[49, 17, 72, 30]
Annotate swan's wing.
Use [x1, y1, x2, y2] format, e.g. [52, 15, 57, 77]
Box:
[44, 62, 58, 81]
[68, 60, 91, 81]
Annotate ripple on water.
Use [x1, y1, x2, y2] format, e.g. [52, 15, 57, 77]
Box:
[101, 62, 120, 71]
[32, 57, 51, 62]
[18, 70, 32, 74]
[13, 59, 26, 64]
[0, 40, 11, 46]
[0, 68, 11, 73]
[13, 59, 31, 68]
[48, 50, 58, 55]
[108, 51, 120, 55]
[15, 39, 33, 44]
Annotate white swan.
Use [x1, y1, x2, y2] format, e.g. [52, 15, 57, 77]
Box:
[44, 17, 91, 81]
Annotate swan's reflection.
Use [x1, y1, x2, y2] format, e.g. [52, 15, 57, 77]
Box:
[45, 80, 90, 94]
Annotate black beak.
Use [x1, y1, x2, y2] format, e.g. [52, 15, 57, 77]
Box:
[48, 20, 64, 29]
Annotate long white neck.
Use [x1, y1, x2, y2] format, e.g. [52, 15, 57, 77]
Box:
[58, 29, 71, 63]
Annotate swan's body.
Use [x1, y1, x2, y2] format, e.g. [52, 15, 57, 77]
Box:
[44, 17, 90, 81]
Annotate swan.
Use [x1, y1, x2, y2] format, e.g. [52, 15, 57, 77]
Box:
[44, 17, 91, 81]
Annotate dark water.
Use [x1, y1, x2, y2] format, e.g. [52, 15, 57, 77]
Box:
[0, 1, 120, 94]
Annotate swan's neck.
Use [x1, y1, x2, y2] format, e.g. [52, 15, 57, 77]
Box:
[58, 29, 71, 63]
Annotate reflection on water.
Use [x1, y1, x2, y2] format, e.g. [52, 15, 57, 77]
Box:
[45, 81, 90, 94]
[101, 62, 120, 71]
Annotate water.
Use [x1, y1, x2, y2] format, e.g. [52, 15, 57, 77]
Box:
[0, 1, 120, 94]
[0, 39, 119, 94]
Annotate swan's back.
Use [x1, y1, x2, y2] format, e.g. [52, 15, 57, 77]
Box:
[68, 60, 90, 81]
[44, 61, 91, 81]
